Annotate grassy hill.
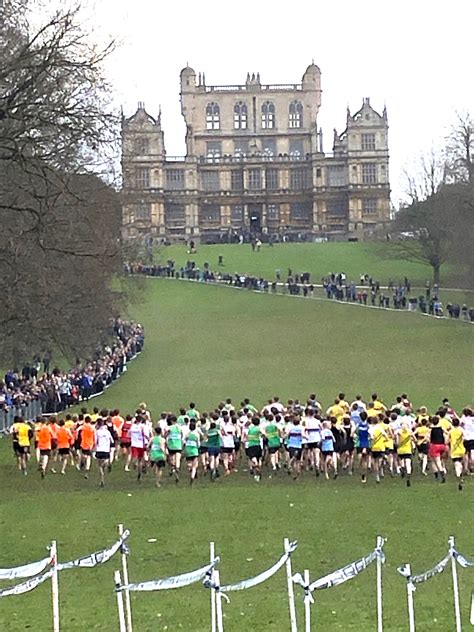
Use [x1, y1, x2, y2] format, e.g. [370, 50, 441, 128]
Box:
[0, 263, 472, 631]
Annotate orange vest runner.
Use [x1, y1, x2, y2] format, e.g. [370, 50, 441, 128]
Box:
[38, 426, 53, 451]
[81, 424, 95, 450]
[56, 427, 71, 450]
[112, 415, 124, 436]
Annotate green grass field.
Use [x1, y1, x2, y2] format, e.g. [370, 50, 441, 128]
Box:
[0, 246, 473, 631]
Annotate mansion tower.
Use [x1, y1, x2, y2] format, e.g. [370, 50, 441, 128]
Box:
[121, 63, 390, 241]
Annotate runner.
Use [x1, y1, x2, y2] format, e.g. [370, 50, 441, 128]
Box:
[183, 421, 200, 485]
[37, 419, 54, 478]
[130, 415, 147, 482]
[121, 415, 133, 471]
[207, 420, 222, 481]
[460, 408, 474, 474]
[429, 416, 448, 482]
[395, 422, 416, 487]
[79, 416, 95, 479]
[448, 419, 465, 491]
[321, 421, 337, 480]
[414, 416, 430, 476]
[111, 409, 124, 463]
[341, 415, 355, 474]
[221, 414, 236, 475]
[148, 427, 167, 488]
[95, 418, 114, 487]
[355, 410, 371, 483]
[56, 420, 73, 475]
[369, 418, 388, 483]
[166, 416, 183, 482]
[286, 416, 303, 480]
[245, 418, 263, 482]
[263, 414, 282, 473]
[303, 408, 322, 476]
[10, 417, 33, 475]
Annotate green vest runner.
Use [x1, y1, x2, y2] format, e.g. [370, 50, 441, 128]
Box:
[167, 425, 182, 450]
[184, 431, 199, 458]
[247, 425, 261, 447]
[207, 427, 221, 448]
[150, 436, 165, 461]
[265, 423, 280, 448]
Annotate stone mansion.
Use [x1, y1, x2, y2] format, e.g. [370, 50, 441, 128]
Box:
[121, 63, 390, 241]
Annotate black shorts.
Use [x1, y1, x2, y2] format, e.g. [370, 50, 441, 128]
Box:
[268, 446, 280, 454]
[120, 441, 131, 449]
[58, 448, 70, 456]
[398, 453, 412, 460]
[95, 451, 110, 460]
[81, 449, 91, 456]
[306, 442, 320, 450]
[386, 447, 396, 454]
[40, 449, 51, 457]
[371, 450, 385, 459]
[357, 446, 369, 454]
[234, 440, 241, 451]
[168, 448, 182, 455]
[16, 445, 29, 455]
[464, 439, 474, 451]
[199, 446, 208, 454]
[246, 446, 262, 460]
[152, 459, 166, 468]
[185, 455, 198, 462]
[289, 448, 303, 460]
[51, 440, 57, 451]
[12, 441, 21, 455]
[322, 450, 334, 456]
[452, 457, 463, 463]
[222, 447, 234, 454]
[417, 444, 429, 455]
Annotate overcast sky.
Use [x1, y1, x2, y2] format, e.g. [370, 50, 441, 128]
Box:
[86, 0, 473, 204]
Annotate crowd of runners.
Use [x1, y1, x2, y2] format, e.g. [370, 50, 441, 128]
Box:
[8, 393, 473, 491]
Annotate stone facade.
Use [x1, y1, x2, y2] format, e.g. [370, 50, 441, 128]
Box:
[121, 64, 390, 241]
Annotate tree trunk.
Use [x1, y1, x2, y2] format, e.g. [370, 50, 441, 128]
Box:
[433, 263, 441, 286]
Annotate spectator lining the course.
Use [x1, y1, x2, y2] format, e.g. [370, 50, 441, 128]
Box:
[1, 319, 145, 416]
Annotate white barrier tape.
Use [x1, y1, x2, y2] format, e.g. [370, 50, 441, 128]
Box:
[0, 555, 52, 581]
[0, 568, 54, 598]
[57, 530, 130, 571]
[452, 549, 474, 569]
[398, 552, 452, 592]
[118, 557, 219, 592]
[204, 541, 297, 604]
[293, 542, 385, 604]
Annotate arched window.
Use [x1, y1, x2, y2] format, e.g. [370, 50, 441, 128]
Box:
[234, 101, 248, 129]
[206, 102, 220, 130]
[261, 101, 275, 129]
[289, 101, 303, 128]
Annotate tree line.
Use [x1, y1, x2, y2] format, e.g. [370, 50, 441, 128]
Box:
[0, 1, 122, 367]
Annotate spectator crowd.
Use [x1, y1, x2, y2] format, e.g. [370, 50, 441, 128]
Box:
[0, 319, 145, 417]
[128, 261, 474, 321]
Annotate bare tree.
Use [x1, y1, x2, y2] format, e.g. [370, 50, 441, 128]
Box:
[0, 1, 123, 367]
[444, 111, 473, 183]
[402, 148, 446, 204]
